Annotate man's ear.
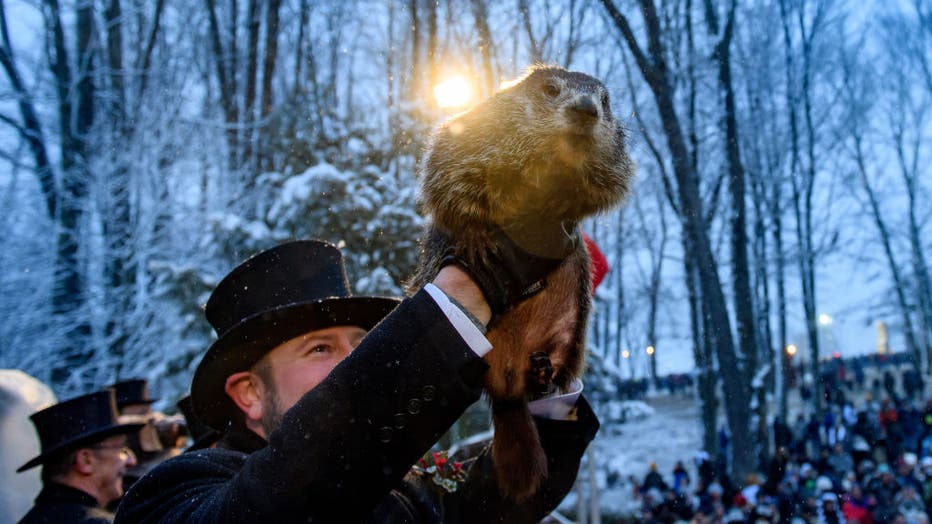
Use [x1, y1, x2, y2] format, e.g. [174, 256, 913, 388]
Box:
[74, 448, 95, 476]
[225, 371, 264, 425]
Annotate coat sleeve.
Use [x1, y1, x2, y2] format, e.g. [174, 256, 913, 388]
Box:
[437, 396, 600, 523]
[116, 290, 489, 523]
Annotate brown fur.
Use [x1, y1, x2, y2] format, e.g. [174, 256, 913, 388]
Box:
[408, 65, 634, 499]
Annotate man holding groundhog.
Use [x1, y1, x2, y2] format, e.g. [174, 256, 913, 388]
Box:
[116, 237, 599, 523]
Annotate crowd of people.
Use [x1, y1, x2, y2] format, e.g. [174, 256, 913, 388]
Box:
[630, 365, 932, 524]
[7, 235, 930, 524]
[8, 378, 218, 523]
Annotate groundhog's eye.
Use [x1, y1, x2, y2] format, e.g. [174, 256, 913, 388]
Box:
[543, 82, 561, 98]
[601, 92, 611, 111]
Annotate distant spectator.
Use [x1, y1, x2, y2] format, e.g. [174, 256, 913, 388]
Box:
[763, 447, 789, 496]
[868, 463, 901, 518]
[894, 484, 925, 522]
[903, 368, 924, 402]
[643, 462, 668, 492]
[827, 443, 855, 482]
[842, 483, 875, 524]
[818, 492, 844, 524]
[695, 450, 716, 491]
[672, 460, 690, 494]
[884, 371, 897, 401]
[740, 473, 761, 507]
[880, 399, 904, 461]
[774, 416, 793, 450]
[902, 404, 923, 453]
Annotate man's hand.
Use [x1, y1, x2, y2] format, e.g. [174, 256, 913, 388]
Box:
[441, 221, 580, 317]
[433, 265, 492, 327]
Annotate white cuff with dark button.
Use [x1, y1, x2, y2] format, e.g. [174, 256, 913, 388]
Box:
[424, 283, 583, 421]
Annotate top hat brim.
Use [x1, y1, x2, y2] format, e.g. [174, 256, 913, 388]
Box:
[17, 422, 145, 472]
[192, 296, 400, 430]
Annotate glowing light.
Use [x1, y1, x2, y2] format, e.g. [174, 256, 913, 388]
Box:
[622, 350, 630, 359]
[646, 345, 655, 356]
[434, 76, 473, 109]
[498, 77, 521, 91]
[818, 313, 833, 326]
[833, 351, 841, 359]
[786, 344, 798, 356]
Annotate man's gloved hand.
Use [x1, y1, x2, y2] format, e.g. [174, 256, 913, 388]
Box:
[441, 219, 580, 316]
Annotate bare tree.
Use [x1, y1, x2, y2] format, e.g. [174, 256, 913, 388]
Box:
[518, 0, 542, 63]
[779, 0, 833, 411]
[600, 0, 753, 476]
[470, 0, 497, 94]
[838, 44, 923, 369]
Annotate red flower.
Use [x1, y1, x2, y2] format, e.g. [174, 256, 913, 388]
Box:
[432, 451, 447, 469]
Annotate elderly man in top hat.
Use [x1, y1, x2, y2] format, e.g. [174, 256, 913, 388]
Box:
[116, 237, 599, 522]
[17, 389, 142, 523]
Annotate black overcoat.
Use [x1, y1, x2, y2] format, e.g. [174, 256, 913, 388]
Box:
[18, 482, 113, 524]
[115, 289, 599, 523]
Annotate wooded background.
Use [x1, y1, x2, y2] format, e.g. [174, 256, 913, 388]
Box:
[1, 0, 929, 480]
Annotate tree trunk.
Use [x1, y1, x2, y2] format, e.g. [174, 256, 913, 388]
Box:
[426, 0, 438, 100]
[774, 180, 790, 421]
[469, 0, 496, 95]
[852, 135, 922, 368]
[206, 0, 240, 170]
[705, 0, 757, 393]
[242, 0, 260, 174]
[408, 0, 420, 100]
[644, 192, 667, 388]
[779, 0, 822, 413]
[600, 0, 753, 479]
[41, 0, 95, 390]
[892, 118, 932, 371]
[518, 0, 542, 63]
[103, 0, 136, 378]
[293, 0, 308, 92]
[0, 1, 57, 219]
[687, 240, 718, 456]
[258, 0, 281, 171]
[614, 211, 626, 369]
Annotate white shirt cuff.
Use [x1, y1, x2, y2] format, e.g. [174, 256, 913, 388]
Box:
[528, 379, 583, 420]
[424, 283, 493, 358]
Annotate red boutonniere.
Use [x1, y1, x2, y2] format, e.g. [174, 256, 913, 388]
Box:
[412, 450, 466, 493]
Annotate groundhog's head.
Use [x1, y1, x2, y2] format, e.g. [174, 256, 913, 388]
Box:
[420, 65, 634, 230]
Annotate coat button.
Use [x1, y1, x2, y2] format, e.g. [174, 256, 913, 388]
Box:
[422, 385, 436, 401]
[394, 413, 406, 429]
[406, 398, 422, 414]
[378, 426, 392, 443]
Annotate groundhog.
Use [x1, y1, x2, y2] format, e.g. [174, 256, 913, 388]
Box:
[408, 65, 634, 500]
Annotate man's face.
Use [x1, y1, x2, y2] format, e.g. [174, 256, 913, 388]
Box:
[256, 325, 367, 433]
[89, 434, 137, 506]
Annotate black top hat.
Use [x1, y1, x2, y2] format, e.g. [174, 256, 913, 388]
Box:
[191, 240, 400, 430]
[17, 389, 144, 472]
[111, 378, 158, 409]
[176, 395, 219, 450]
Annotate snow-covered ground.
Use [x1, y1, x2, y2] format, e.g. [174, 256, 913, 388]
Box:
[559, 393, 702, 519]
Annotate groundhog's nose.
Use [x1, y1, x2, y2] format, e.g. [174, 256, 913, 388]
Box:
[568, 96, 599, 121]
